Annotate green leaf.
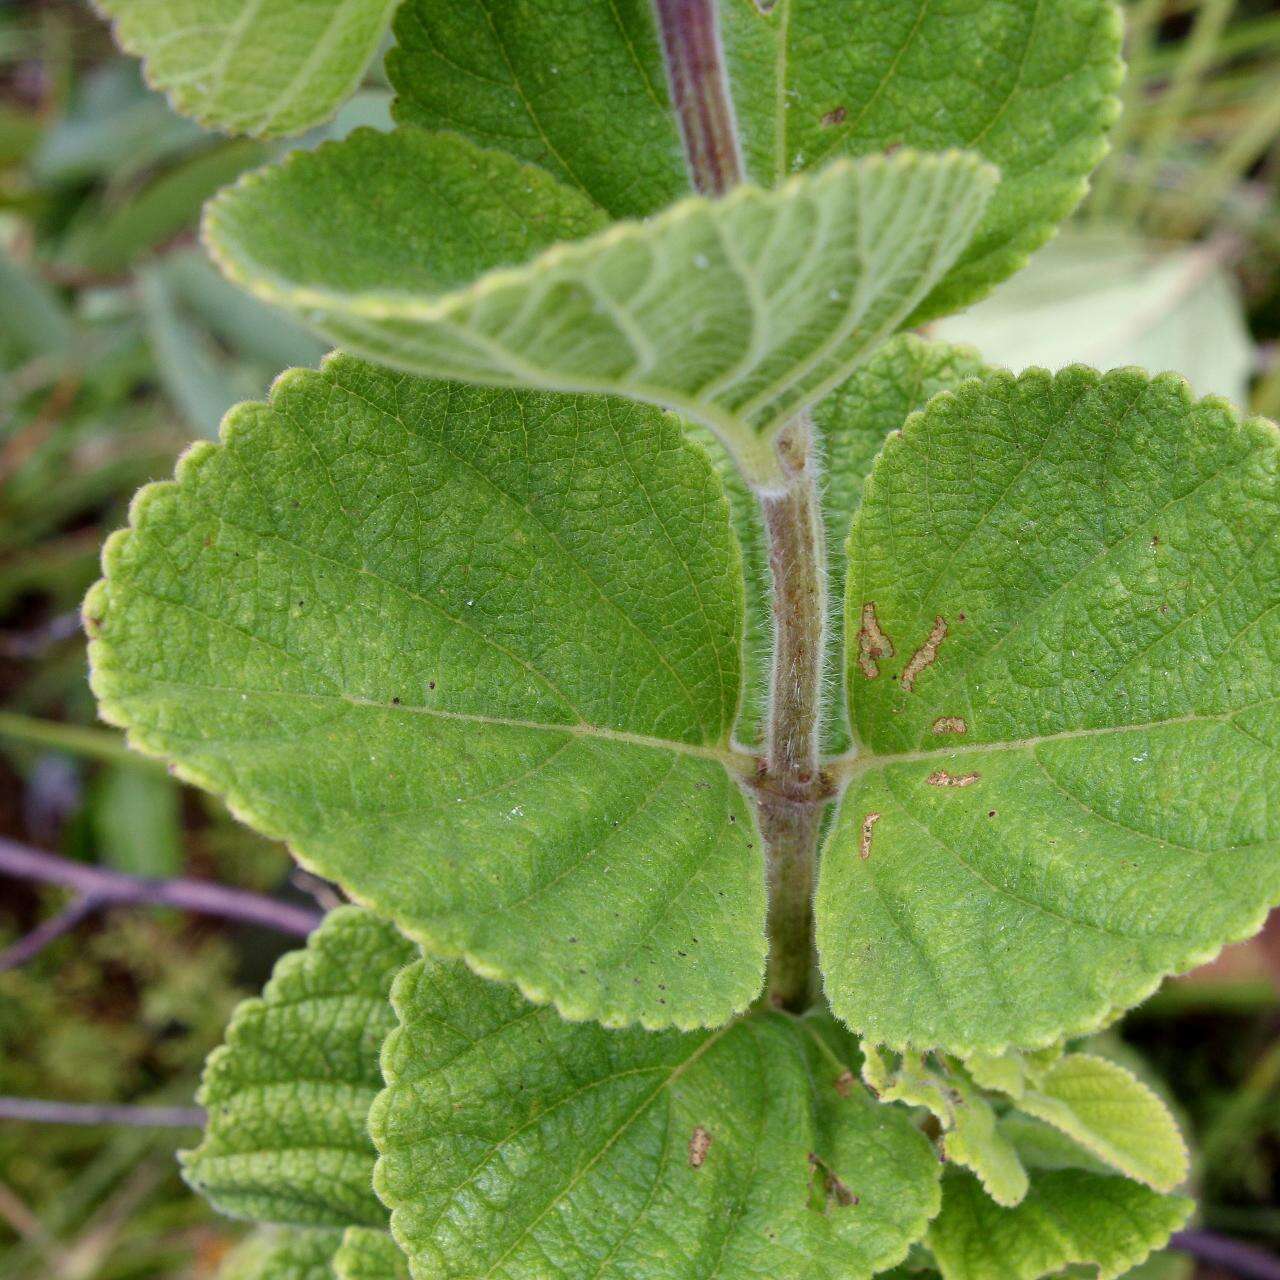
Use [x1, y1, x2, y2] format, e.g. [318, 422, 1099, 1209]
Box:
[333, 1230, 409, 1280]
[387, 0, 1121, 323]
[204, 131, 996, 478]
[86, 358, 762, 1031]
[219, 1228, 344, 1280]
[926, 1169, 1192, 1280]
[818, 367, 1280, 1054]
[371, 956, 942, 1280]
[182, 907, 415, 1226]
[816, 336, 990, 752]
[693, 335, 988, 749]
[387, 0, 687, 220]
[861, 1048, 1027, 1208]
[94, 0, 399, 137]
[719, 0, 1124, 320]
[1016, 1054, 1188, 1193]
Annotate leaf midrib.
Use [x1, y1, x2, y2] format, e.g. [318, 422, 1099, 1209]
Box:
[123, 673, 751, 769]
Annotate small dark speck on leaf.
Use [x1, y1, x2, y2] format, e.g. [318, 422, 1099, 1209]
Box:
[834, 1070, 855, 1097]
[428, 680, 436, 690]
[391, 696, 401, 705]
[822, 106, 847, 126]
[987, 810, 997, 818]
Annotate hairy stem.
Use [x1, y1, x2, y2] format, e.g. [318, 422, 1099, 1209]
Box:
[652, 0, 826, 1009]
[756, 416, 829, 1010]
[653, 0, 744, 195]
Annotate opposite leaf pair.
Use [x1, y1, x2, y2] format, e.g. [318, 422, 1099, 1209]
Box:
[185, 908, 1193, 1280]
[86, 351, 1280, 1052]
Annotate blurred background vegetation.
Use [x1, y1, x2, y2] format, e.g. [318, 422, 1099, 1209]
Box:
[1, 1, 1279, 1276]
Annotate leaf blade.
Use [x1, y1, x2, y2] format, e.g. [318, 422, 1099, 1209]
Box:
[371, 956, 942, 1280]
[720, 0, 1124, 320]
[94, 0, 399, 137]
[182, 907, 415, 1227]
[819, 367, 1280, 1053]
[388, 0, 688, 219]
[1018, 1053, 1189, 1192]
[86, 360, 763, 1031]
[204, 133, 997, 471]
[927, 1168, 1192, 1280]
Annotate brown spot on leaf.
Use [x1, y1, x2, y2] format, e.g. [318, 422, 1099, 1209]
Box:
[689, 1126, 712, 1168]
[925, 770, 980, 788]
[857, 603, 894, 679]
[834, 1070, 855, 1097]
[900, 616, 947, 691]
[859, 812, 881, 861]
[822, 105, 848, 126]
[808, 1153, 859, 1208]
[932, 716, 967, 736]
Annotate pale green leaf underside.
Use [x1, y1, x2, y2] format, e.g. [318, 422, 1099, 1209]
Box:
[218, 1228, 344, 1280]
[94, 0, 398, 137]
[183, 907, 414, 1226]
[218, 1228, 408, 1280]
[692, 334, 989, 749]
[86, 360, 763, 1031]
[927, 1169, 1192, 1280]
[372, 956, 941, 1280]
[334, 1229, 409, 1280]
[819, 367, 1280, 1054]
[1016, 1054, 1188, 1193]
[387, 0, 1121, 323]
[205, 131, 995, 476]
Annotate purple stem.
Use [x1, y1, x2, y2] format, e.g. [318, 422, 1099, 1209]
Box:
[1172, 1229, 1280, 1279]
[0, 836, 322, 938]
[0, 893, 102, 971]
[0, 1098, 203, 1128]
[652, 0, 744, 195]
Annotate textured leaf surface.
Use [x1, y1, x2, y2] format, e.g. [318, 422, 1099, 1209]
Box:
[861, 1047, 1027, 1208]
[688, 335, 989, 748]
[219, 1229, 342, 1280]
[183, 907, 413, 1226]
[388, 0, 686, 219]
[95, 0, 398, 137]
[719, 0, 1123, 320]
[818, 367, 1280, 1053]
[334, 1230, 409, 1280]
[205, 135, 995, 475]
[86, 358, 763, 1031]
[372, 956, 941, 1280]
[387, 0, 1120, 323]
[1017, 1054, 1188, 1192]
[927, 1169, 1191, 1280]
